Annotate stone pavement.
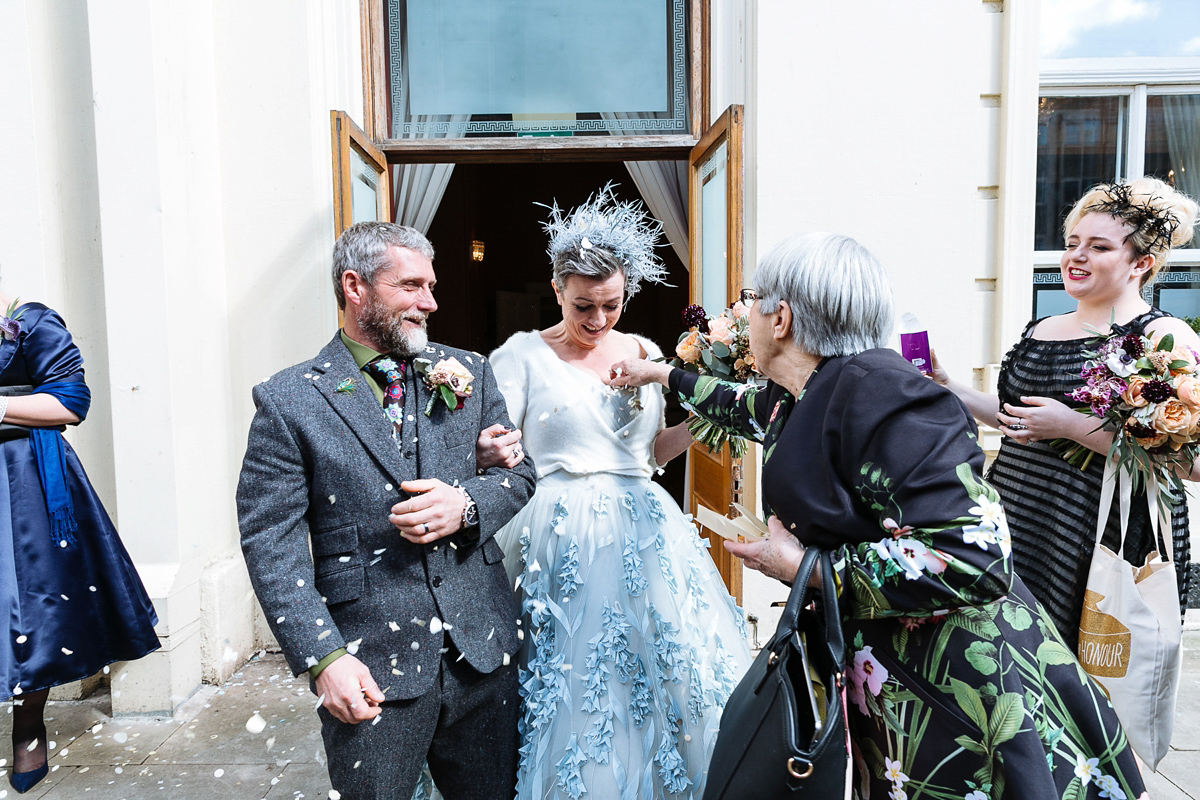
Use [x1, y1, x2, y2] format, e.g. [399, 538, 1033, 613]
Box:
[2, 636, 1199, 799]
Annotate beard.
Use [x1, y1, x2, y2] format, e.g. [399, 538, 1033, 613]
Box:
[357, 291, 429, 357]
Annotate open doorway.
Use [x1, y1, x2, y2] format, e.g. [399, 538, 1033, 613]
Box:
[424, 162, 691, 505]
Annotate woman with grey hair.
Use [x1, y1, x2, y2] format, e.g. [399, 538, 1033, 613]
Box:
[613, 231, 1145, 799]
[486, 186, 751, 800]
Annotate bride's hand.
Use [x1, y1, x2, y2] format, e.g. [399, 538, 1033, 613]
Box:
[609, 358, 672, 388]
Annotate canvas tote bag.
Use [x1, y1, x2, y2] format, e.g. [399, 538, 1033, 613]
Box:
[1076, 459, 1182, 769]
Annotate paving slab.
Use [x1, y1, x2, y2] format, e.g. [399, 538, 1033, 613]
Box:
[1153, 748, 1200, 799]
[147, 658, 322, 766]
[262, 762, 332, 799]
[37, 762, 286, 800]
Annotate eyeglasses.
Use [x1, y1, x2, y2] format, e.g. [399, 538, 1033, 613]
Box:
[739, 289, 757, 304]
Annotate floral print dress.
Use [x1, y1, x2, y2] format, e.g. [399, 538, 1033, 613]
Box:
[671, 348, 1143, 800]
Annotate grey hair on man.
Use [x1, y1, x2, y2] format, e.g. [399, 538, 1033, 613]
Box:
[331, 221, 435, 309]
[754, 232, 894, 357]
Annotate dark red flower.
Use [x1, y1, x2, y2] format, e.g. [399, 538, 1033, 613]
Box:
[1143, 380, 1173, 403]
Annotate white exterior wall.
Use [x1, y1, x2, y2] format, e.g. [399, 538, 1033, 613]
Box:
[0, 0, 363, 712]
[738, 0, 1040, 632]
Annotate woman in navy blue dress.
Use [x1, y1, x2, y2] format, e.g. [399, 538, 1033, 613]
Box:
[0, 295, 159, 792]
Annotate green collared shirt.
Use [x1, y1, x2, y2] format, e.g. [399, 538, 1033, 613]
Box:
[312, 332, 387, 680]
[339, 329, 387, 406]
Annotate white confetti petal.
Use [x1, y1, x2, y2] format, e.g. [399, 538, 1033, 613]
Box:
[316, 619, 324, 626]
[89, 586, 97, 592]
[346, 638, 362, 655]
[214, 768, 224, 778]
[330, 791, 343, 800]
[15, 636, 26, 644]
[317, 630, 332, 640]
[315, 693, 326, 711]
[388, 621, 400, 632]
[305, 656, 319, 668]
[277, 616, 286, 624]
[329, 495, 336, 504]
[112, 732, 128, 744]
[502, 653, 511, 666]
[374, 548, 387, 555]
[385, 483, 393, 491]
[429, 617, 443, 634]
[297, 579, 305, 587]
[411, 641, 420, 650]
[60, 648, 72, 655]
[245, 713, 267, 734]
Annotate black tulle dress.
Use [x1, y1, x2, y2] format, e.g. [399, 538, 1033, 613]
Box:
[987, 308, 1192, 651]
[1, 303, 159, 698]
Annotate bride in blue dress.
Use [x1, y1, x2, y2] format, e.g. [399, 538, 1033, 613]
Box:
[0, 294, 159, 793]
[489, 188, 752, 800]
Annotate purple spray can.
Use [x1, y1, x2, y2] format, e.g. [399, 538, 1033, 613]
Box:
[899, 313, 932, 375]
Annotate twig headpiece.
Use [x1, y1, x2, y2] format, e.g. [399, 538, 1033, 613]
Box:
[1086, 182, 1181, 256]
[540, 183, 668, 299]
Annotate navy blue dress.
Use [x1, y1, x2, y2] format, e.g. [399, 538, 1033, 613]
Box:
[1, 303, 159, 698]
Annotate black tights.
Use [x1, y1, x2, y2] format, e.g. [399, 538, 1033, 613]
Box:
[11, 688, 48, 774]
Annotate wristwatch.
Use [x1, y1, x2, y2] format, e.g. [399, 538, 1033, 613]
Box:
[459, 488, 479, 527]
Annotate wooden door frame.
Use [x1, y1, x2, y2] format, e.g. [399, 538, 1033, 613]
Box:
[331, 110, 393, 236]
[358, 0, 710, 164]
[685, 103, 745, 603]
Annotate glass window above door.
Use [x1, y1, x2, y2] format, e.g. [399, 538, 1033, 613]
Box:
[386, 0, 689, 138]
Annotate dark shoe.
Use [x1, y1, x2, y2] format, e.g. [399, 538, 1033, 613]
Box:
[9, 762, 48, 793]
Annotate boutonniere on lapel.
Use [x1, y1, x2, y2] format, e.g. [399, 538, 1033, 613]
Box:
[413, 356, 474, 415]
[1, 299, 25, 341]
[335, 378, 356, 394]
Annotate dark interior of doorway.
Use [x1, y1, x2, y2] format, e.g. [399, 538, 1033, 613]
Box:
[426, 162, 691, 506]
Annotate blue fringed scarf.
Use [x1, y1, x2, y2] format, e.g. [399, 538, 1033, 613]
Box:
[29, 381, 91, 546]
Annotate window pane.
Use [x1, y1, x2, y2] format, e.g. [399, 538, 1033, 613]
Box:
[387, 0, 689, 138]
[698, 141, 729, 317]
[350, 147, 382, 225]
[1154, 268, 1200, 324]
[1033, 268, 1075, 318]
[1146, 94, 1200, 247]
[1035, 96, 1127, 250]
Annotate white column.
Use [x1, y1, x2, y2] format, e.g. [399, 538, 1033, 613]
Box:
[994, 0, 1042, 358]
[85, 0, 203, 714]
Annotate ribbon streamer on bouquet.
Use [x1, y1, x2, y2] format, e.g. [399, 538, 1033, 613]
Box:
[1094, 456, 1173, 561]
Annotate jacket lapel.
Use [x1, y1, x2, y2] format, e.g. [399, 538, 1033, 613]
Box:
[310, 335, 408, 487]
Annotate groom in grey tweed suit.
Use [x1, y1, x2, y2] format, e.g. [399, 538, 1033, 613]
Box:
[237, 222, 535, 800]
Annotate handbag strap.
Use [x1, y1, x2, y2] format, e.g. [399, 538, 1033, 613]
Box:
[770, 548, 846, 676]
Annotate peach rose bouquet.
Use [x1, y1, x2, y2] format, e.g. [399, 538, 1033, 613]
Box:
[662, 303, 760, 456]
[1063, 328, 1200, 491]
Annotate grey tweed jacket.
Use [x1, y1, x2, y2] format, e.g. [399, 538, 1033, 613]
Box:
[236, 334, 535, 699]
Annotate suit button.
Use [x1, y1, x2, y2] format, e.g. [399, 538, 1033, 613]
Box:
[432, 576, 442, 588]
[404, 451, 413, 459]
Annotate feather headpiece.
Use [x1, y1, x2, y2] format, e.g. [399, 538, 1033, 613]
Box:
[1086, 182, 1181, 256]
[540, 183, 668, 299]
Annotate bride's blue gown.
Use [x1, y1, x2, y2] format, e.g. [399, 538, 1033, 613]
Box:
[489, 331, 752, 800]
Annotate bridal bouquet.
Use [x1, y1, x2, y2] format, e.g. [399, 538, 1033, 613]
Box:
[1061, 329, 1200, 491]
[663, 301, 758, 457]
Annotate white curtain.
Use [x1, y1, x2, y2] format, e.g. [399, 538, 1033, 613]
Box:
[1161, 95, 1200, 247]
[602, 112, 690, 269]
[390, 114, 467, 233]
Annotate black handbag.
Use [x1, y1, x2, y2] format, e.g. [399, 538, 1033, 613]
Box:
[703, 548, 848, 799]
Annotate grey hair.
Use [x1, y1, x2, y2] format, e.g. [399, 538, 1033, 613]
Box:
[754, 232, 894, 357]
[332, 222, 435, 308]
[551, 247, 628, 294]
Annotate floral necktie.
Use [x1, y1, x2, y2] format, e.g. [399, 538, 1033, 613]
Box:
[363, 355, 406, 433]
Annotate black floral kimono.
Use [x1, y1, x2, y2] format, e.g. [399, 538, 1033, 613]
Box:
[672, 349, 1143, 800]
